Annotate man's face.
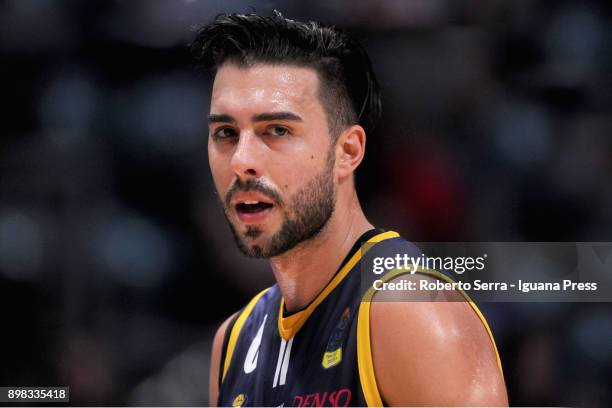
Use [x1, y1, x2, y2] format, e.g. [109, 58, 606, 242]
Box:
[208, 63, 336, 258]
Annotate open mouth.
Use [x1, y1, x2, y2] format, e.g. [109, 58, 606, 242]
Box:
[235, 201, 274, 214]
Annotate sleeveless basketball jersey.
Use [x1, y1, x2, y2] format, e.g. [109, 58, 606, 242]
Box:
[217, 230, 502, 407]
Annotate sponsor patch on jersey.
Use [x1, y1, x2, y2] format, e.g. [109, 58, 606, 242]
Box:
[322, 307, 350, 369]
[293, 388, 352, 407]
[322, 348, 342, 369]
[232, 393, 247, 407]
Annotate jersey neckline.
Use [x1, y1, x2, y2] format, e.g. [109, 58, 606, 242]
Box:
[277, 230, 399, 340]
[281, 228, 384, 319]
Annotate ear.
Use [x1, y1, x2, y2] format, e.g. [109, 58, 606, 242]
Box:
[335, 124, 366, 180]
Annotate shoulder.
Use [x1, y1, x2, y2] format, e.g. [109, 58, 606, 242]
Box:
[369, 274, 508, 406]
[209, 312, 239, 406]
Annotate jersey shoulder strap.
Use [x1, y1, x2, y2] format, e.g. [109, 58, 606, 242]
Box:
[218, 309, 241, 389]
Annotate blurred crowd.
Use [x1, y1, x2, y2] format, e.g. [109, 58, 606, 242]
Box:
[1, 0, 611, 406]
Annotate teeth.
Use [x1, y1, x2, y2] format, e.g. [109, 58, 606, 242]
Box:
[243, 201, 259, 205]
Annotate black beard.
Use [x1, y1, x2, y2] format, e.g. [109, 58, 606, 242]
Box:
[224, 149, 336, 258]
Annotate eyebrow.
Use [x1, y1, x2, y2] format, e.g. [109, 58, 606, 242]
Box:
[208, 111, 303, 124]
[208, 113, 236, 124]
[252, 112, 303, 122]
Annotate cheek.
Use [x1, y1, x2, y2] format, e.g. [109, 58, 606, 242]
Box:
[275, 154, 324, 194]
[269, 161, 298, 196]
[208, 149, 232, 194]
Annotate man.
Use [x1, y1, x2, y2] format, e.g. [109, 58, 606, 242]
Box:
[192, 11, 507, 407]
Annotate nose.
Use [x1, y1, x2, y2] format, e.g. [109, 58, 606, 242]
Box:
[230, 130, 264, 181]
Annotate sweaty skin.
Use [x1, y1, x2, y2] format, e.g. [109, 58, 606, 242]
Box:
[371, 274, 508, 406]
[207, 63, 507, 406]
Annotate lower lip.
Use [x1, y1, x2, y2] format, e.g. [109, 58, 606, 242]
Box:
[236, 206, 274, 223]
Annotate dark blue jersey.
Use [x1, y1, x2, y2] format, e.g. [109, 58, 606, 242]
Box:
[217, 230, 502, 407]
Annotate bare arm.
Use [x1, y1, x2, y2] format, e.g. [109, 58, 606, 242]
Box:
[209, 313, 238, 407]
[370, 275, 508, 406]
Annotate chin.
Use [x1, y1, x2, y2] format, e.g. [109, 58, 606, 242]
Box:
[238, 240, 268, 259]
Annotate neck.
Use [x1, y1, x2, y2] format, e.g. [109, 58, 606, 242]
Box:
[269, 188, 373, 312]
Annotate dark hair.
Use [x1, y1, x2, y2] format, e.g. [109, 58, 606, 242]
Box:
[190, 10, 381, 138]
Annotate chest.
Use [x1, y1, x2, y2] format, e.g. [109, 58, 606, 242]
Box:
[219, 292, 363, 407]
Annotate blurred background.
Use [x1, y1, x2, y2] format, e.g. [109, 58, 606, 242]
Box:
[1, 0, 611, 406]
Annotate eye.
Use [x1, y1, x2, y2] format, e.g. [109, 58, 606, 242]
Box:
[212, 127, 238, 140]
[267, 126, 290, 137]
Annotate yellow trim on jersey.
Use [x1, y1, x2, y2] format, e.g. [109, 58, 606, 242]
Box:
[357, 267, 504, 407]
[277, 231, 400, 340]
[357, 298, 383, 407]
[222, 287, 270, 383]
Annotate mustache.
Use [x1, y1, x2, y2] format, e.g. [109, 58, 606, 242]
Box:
[225, 178, 284, 208]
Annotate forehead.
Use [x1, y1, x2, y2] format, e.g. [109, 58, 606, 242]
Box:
[210, 63, 322, 114]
